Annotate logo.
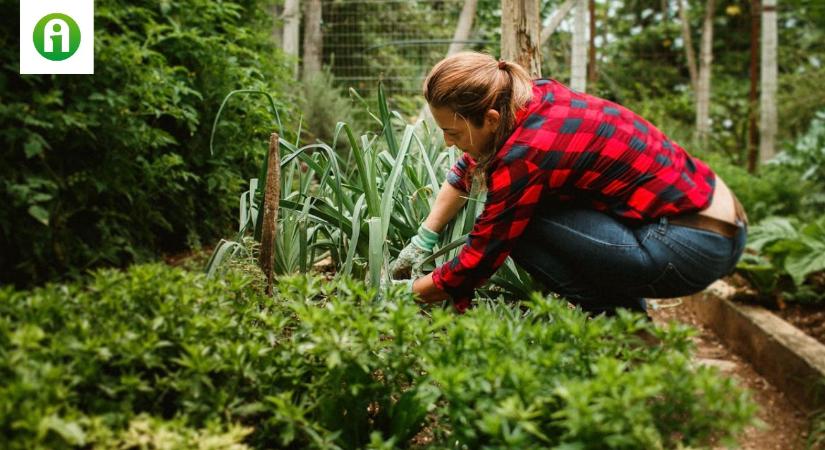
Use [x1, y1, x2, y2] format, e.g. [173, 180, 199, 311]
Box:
[33, 13, 82, 61]
[20, 1, 94, 74]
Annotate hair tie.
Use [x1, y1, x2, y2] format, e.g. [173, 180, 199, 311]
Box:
[497, 60, 507, 70]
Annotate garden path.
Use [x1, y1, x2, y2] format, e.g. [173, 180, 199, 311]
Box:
[650, 299, 810, 449]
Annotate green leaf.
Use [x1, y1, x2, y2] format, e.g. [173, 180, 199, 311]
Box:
[39, 415, 86, 446]
[27, 205, 49, 226]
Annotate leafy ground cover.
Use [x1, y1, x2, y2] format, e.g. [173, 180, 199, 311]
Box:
[0, 264, 756, 449]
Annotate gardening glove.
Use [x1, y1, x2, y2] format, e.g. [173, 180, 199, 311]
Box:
[390, 224, 439, 280]
[377, 277, 414, 302]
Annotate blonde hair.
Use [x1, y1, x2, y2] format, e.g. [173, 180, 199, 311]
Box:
[423, 51, 534, 171]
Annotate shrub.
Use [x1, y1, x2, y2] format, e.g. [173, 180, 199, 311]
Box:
[0, 264, 756, 448]
[0, 0, 296, 286]
[701, 152, 805, 223]
[738, 215, 825, 304]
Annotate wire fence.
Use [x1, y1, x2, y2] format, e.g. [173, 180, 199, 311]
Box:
[322, 0, 494, 98]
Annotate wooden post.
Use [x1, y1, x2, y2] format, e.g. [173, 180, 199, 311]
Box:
[696, 0, 717, 144]
[259, 133, 281, 296]
[587, 0, 598, 85]
[570, 0, 587, 91]
[302, 0, 323, 79]
[282, 0, 301, 79]
[501, 0, 542, 78]
[759, 0, 778, 163]
[677, 0, 698, 92]
[747, 0, 761, 173]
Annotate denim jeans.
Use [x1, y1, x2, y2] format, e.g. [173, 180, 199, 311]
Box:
[509, 208, 747, 315]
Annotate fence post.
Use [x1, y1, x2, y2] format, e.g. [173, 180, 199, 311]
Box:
[501, 0, 542, 78]
[259, 133, 281, 295]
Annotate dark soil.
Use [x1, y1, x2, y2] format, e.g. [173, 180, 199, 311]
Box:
[777, 304, 825, 347]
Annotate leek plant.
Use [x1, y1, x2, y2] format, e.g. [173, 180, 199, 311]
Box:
[205, 84, 539, 301]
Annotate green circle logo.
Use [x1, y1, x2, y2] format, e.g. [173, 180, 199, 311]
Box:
[32, 13, 81, 61]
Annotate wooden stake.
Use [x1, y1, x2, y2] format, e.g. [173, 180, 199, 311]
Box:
[259, 133, 281, 295]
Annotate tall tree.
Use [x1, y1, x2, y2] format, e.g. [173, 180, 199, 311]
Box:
[448, 0, 479, 55]
[748, 0, 761, 172]
[282, 0, 301, 78]
[696, 0, 717, 143]
[760, 0, 778, 162]
[570, 0, 588, 91]
[302, 0, 323, 79]
[501, 0, 542, 77]
[677, 0, 698, 91]
[587, 0, 597, 85]
[269, 3, 283, 48]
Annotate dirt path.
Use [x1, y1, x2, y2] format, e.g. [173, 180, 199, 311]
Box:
[649, 298, 811, 450]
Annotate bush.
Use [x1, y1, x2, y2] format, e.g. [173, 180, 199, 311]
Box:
[0, 0, 297, 286]
[0, 264, 756, 448]
[701, 152, 805, 223]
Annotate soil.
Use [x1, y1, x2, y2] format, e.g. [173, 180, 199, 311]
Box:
[649, 298, 812, 450]
[777, 304, 825, 347]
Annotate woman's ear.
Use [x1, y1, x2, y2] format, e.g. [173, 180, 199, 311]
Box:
[484, 109, 501, 131]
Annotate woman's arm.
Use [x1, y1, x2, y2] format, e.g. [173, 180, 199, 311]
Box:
[412, 273, 451, 303]
[422, 180, 469, 233]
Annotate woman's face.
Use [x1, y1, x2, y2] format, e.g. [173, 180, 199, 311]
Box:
[429, 105, 500, 159]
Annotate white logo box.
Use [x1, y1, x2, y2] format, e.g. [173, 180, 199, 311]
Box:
[20, 0, 95, 74]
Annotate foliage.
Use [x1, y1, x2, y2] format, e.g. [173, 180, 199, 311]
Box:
[299, 70, 355, 144]
[773, 110, 825, 215]
[0, 0, 296, 286]
[702, 152, 805, 223]
[737, 216, 825, 304]
[0, 263, 756, 449]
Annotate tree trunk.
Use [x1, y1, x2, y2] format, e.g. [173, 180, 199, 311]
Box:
[696, 0, 716, 143]
[501, 0, 542, 78]
[448, 0, 478, 55]
[759, 0, 778, 163]
[677, 0, 698, 92]
[570, 0, 587, 91]
[588, 0, 597, 85]
[419, 0, 479, 121]
[302, 0, 323, 80]
[541, 0, 576, 44]
[282, 0, 300, 78]
[748, 0, 761, 173]
[269, 3, 283, 48]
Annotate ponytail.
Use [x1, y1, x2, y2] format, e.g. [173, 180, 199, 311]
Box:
[423, 51, 534, 174]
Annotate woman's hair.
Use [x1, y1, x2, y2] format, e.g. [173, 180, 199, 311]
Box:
[423, 51, 534, 169]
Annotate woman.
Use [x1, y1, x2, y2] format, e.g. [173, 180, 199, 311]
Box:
[390, 52, 747, 315]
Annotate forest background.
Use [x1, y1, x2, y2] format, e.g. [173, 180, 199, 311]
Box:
[1, 0, 824, 300]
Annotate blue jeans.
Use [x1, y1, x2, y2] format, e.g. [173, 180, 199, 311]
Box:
[510, 208, 747, 315]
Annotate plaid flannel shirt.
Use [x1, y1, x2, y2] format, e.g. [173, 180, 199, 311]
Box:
[432, 78, 716, 312]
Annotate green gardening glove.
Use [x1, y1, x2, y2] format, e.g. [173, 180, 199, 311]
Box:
[390, 224, 439, 279]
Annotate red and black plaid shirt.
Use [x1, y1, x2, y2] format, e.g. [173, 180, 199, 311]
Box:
[432, 78, 716, 311]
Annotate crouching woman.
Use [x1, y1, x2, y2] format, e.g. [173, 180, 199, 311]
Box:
[391, 52, 747, 316]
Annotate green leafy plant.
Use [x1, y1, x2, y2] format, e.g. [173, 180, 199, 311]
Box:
[0, 0, 297, 286]
[0, 264, 756, 449]
[738, 215, 825, 303]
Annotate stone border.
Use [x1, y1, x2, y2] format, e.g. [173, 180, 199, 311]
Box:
[682, 281, 825, 413]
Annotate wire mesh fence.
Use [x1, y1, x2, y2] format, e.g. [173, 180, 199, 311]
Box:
[322, 0, 494, 98]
